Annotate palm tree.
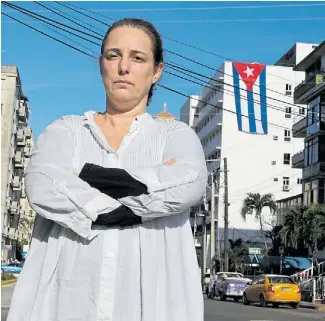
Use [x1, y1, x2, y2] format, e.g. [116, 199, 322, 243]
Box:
[241, 193, 277, 254]
[303, 204, 325, 262]
[280, 206, 305, 249]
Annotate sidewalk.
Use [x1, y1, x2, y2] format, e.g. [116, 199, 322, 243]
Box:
[299, 301, 325, 311]
[1, 283, 15, 308]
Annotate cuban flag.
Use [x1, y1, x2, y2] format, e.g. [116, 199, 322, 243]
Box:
[232, 62, 268, 134]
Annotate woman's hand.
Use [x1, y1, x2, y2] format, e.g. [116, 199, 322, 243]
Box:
[164, 158, 176, 166]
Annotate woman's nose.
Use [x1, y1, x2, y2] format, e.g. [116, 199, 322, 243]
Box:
[118, 56, 130, 75]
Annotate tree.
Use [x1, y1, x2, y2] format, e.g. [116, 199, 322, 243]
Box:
[303, 204, 325, 263]
[280, 206, 306, 250]
[227, 238, 249, 272]
[241, 193, 277, 254]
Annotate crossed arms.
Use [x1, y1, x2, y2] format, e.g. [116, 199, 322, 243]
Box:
[25, 116, 208, 240]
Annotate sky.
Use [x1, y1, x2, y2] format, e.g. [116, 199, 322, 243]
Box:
[1, 1, 325, 139]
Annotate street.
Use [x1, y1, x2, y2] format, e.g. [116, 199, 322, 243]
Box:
[2, 284, 324, 321]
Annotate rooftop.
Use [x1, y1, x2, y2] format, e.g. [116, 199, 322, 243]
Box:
[154, 103, 177, 120]
[294, 40, 325, 71]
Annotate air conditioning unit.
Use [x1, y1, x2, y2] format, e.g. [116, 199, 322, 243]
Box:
[284, 137, 291, 142]
[283, 185, 290, 191]
[272, 161, 276, 165]
[285, 90, 292, 96]
[285, 114, 292, 118]
[273, 136, 278, 140]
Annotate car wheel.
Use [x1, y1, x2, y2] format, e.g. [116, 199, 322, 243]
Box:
[290, 303, 299, 309]
[272, 303, 279, 308]
[220, 293, 227, 301]
[243, 293, 250, 305]
[259, 294, 267, 307]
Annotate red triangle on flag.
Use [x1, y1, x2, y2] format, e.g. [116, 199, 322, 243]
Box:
[233, 62, 265, 91]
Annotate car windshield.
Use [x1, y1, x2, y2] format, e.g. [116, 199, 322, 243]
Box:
[268, 276, 295, 284]
[223, 273, 242, 278]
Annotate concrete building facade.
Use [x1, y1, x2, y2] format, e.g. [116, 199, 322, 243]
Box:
[1, 65, 35, 262]
[292, 41, 325, 206]
[181, 43, 317, 236]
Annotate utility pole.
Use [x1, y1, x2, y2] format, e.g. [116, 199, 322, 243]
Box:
[210, 172, 216, 273]
[223, 158, 229, 272]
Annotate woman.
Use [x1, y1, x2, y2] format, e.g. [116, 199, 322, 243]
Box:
[7, 18, 208, 321]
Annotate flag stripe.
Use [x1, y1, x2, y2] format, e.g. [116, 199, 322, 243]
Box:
[247, 90, 257, 133]
[232, 65, 242, 131]
[259, 68, 268, 134]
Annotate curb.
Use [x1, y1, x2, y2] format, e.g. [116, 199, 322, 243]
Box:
[1, 279, 17, 287]
[299, 303, 325, 311]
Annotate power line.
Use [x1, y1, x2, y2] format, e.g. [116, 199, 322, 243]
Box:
[4, 3, 325, 13]
[166, 63, 304, 118]
[5, 1, 302, 118]
[33, 1, 104, 37]
[148, 17, 325, 24]
[1, 12, 96, 59]
[2, 9, 294, 134]
[54, 1, 309, 109]
[2, 2, 102, 41]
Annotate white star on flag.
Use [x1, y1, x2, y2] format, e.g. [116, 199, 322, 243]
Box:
[243, 66, 254, 78]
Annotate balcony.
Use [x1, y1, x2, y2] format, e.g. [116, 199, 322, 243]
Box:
[303, 162, 325, 180]
[9, 201, 20, 214]
[292, 150, 304, 169]
[292, 117, 307, 138]
[6, 197, 12, 210]
[24, 146, 31, 157]
[9, 228, 17, 239]
[24, 127, 32, 138]
[16, 128, 26, 146]
[18, 105, 27, 121]
[11, 175, 21, 190]
[294, 73, 325, 104]
[14, 151, 23, 167]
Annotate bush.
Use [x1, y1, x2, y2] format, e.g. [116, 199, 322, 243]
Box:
[1, 272, 16, 281]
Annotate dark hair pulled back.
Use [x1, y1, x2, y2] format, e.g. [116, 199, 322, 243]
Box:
[101, 18, 164, 106]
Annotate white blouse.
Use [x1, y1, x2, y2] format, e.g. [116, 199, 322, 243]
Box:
[7, 111, 208, 321]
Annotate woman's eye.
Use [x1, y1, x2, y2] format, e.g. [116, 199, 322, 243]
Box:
[134, 56, 145, 62]
[106, 54, 118, 59]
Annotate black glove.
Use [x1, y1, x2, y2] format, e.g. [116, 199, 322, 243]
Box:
[78, 163, 147, 228]
[79, 163, 148, 198]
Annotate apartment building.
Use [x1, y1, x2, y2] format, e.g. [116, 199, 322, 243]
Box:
[1, 65, 35, 262]
[292, 40, 325, 206]
[181, 43, 318, 235]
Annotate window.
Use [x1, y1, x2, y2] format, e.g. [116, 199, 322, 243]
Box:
[299, 107, 305, 115]
[283, 153, 291, 165]
[285, 84, 292, 96]
[283, 177, 290, 187]
[284, 130, 291, 141]
[285, 84, 292, 91]
[297, 178, 303, 184]
[285, 107, 292, 118]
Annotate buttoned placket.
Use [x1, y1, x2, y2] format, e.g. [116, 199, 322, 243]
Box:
[82, 112, 143, 321]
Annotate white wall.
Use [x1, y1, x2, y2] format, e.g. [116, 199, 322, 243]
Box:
[295, 43, 319, 65]
[180, 95, 199, 127]
[217, 62, 306, 230]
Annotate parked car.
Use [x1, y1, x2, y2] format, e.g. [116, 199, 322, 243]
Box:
[218, 274, 252, 302]
[207, 272, 249, 300]
[243, 274, 301, 308]
[1, 262, 24, 274]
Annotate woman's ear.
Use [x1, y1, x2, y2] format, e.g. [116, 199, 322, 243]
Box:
[153, 62, 164, 84]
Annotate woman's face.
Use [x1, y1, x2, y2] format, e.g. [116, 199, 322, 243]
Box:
[100, 26, 163, 112]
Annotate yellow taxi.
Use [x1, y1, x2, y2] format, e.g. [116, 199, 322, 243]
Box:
[243, 274, 301, 308]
